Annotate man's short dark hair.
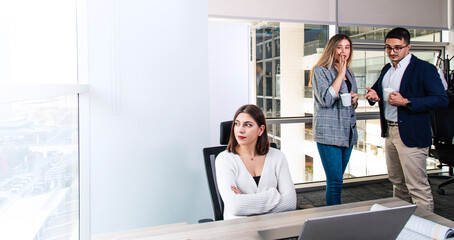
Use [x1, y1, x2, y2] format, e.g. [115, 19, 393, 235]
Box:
[385, 27, 411, 45]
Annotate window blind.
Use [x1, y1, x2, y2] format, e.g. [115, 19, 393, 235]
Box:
[208, 0, 336, 25]
[338, 0, 448, 30]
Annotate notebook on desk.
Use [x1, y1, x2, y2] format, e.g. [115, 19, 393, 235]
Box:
[257, 204, 417, 240]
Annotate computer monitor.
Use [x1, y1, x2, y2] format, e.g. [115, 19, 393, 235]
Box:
[257, 204, 416, 240]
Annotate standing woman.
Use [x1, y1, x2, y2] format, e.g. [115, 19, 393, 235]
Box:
[310, 34, 358, 206]
[215, 104, 296, 220]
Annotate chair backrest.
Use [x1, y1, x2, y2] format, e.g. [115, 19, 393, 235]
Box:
[431, 100, 454, 148]
[203, 120, 279, 221]
[430, 96, 454, 166]
[203, 146, 226, 221]
[220, 120, 232, 145]
[203, 120, 232, 221]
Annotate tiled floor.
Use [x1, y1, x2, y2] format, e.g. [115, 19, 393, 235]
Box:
[297, 176, 454, 221]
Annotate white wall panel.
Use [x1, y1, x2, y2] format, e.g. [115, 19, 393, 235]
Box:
[208, 21, 250, 146]
[88, 0, 212, 235]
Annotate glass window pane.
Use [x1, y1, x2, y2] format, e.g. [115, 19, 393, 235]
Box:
[256, 45, 263, 61]
[269, 120, 439, 184]
[413, 51, 441, 65]
[257, 97, 264, 109]
[253, 22, 330, 119]
[265, 41, 272, 59]
[274, 38, 280, 56]
[265, 76, 273, 96]
[352, 49, 441, 112]
[351, 50, 385, 111]
[0, 96, 79, 239]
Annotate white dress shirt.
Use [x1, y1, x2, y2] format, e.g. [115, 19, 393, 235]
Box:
[383, 54, 412, 122]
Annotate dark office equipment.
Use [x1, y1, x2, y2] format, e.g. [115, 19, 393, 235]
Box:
[201, 120, 278, 222]
[202, 145, 226, 222]
[200, 120, 232, 222]
[430, 99, 454, 195]
[257, 205, 416, 240]
[201, 120, 233, 222]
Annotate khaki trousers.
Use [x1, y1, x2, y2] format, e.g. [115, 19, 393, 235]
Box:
[385, 125, 434, 212]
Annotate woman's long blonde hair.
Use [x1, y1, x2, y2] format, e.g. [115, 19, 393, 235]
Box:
[309, 34, 353, 86]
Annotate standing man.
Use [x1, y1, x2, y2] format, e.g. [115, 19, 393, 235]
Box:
[365, 27, 448, 212]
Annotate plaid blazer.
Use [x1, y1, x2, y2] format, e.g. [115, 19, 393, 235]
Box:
[312, 66, 358, 147]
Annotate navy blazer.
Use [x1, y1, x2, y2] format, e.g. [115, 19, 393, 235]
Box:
[371, 54, 448, 148]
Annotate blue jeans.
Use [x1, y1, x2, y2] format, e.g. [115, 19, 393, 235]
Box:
[317, 143, 353, 206]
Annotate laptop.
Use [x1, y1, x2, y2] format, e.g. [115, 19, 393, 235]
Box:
[257, 204, 416, 240]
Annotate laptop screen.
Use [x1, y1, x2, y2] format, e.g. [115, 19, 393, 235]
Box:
[257, 205, 416, 240]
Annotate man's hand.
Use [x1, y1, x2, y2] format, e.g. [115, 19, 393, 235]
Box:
[388, 92, 408, 106]
[365, 87, 380, 101]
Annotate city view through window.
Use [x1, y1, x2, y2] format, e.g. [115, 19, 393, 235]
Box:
[0, 96, 79, 239]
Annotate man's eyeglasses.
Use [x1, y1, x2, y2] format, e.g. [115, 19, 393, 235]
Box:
[384, 45, 408, 53]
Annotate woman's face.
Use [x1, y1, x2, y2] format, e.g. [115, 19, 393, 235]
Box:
[334, 39, 351, 62]
[234, 113, 265, 147]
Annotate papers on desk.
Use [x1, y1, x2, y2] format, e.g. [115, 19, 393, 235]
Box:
[371, 204, 454, 240]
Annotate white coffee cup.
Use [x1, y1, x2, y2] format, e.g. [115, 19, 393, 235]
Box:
[340, 93, 351, 107]
[383, 88, 394, 102]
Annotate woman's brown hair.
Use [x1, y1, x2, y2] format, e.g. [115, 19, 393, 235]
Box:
[226, 104, 269, 155]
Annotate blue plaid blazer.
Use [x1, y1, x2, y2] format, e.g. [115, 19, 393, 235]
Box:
[312, 66, 358, 147]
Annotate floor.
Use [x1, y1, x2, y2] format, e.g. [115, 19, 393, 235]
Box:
[297, 176, 454, 221]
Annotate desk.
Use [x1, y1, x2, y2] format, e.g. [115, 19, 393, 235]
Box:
[92, 197, 454, 240]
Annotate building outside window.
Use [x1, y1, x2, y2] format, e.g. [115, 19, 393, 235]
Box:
[0, 96, 79, 239]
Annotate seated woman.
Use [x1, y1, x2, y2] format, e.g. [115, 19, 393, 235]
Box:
[215, 104, 297, 220]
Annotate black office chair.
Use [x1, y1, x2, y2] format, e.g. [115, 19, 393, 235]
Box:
[201, 121, 231, 222]
[201, 121, 278, 222]
[430, 94, 454, 195]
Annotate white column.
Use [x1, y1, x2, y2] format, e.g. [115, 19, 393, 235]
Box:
[279, 23, 306, 183]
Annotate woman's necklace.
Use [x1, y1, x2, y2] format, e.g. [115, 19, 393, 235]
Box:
[237, 146, 256, 161]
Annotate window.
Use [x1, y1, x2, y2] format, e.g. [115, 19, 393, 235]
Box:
[254, 22, 329, 120]
[0, 96, 79, 239]
[0, 1, 83, 239]
[252, 22, 445, 184]
[215, 18, 447, 185]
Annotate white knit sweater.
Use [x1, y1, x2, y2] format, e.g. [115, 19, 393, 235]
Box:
[215, 148, 297, 220]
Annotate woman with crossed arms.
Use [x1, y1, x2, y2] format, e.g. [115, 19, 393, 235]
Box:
[215, 104, 296, 220]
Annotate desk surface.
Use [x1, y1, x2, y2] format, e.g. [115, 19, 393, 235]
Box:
[92, 197, 454, 240]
